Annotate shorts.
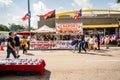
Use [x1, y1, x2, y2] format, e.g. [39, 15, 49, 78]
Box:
[15, 46, 20, 52]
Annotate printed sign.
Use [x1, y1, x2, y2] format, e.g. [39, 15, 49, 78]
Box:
[30, 41, 53, 49]
[30, 41, 73, 49]
[56, 41, 73, 49]
[56, 23, 83, 34]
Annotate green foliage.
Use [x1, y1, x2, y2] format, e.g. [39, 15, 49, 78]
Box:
[0, 23, 35, 32]
[9, 24, 25, 32]
[117, 0, 120, 3]
[0, 24, 9, 31]
[24, 27, 35, 31]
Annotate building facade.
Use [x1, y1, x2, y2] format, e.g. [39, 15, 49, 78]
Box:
[38, 13, 120, 37]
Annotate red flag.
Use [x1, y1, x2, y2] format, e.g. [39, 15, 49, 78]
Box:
[22, 12, 31, 21]
[44, 10, 55, 20]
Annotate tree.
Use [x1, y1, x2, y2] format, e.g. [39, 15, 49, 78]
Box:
[24, 26, 35, 31]
[9, 23, 35, 32]
[117, 0, 120, 3]
[9, 24, 25, 32]
[0, 24, 9, 31]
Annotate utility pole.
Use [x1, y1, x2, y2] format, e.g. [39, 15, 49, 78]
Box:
[28, 0, 30, 32]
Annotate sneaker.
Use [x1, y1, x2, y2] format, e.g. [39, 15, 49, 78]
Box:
[17, 55, 20, 58]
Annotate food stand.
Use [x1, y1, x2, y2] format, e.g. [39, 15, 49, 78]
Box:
[29, 23, 83, 49]
[30, 25, 56, 49]
[54, 23, 83, 49]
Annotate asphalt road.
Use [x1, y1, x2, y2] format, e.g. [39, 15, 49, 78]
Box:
[0, 47, 120, 80]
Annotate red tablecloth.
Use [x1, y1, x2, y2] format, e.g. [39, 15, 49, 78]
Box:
[0, 59, 46, 74]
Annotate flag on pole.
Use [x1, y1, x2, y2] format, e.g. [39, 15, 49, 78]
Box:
[44, 10, 55, 20]
[22, 11, 31, 21]
[73, 9, 82, 20]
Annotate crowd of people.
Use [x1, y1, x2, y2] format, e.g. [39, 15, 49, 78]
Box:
[3, 31, 117, 58]
[36, 34, 57, 41]
[71, 34, 110, 53]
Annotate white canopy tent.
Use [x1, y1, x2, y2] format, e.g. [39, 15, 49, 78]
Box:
[32, 25, 56, 33]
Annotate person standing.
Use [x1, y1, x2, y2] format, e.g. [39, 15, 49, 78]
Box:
[14, 33, 20, 58]
[73, 36, 79, 53]
[6, 32, 17, 58]
[97, 34, 100, 50]
[78, 35, 86, 53]
[94, 35, 98, 50]
[89, 35, 95, 50]
[21, 36, 27, 54]
[104, 35, 109, 49]
[85, 35, 90, 49]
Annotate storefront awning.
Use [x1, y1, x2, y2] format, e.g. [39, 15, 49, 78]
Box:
[83, 24, 118, 28]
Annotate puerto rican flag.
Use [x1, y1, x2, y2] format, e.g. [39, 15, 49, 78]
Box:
[100, 35, 104, 45]
[73, 9, 82, 20]
[111, 34, 117, 41]
[22, 11, 31, 21]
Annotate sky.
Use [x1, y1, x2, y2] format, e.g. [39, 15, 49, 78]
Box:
[0, 0, 120, 28]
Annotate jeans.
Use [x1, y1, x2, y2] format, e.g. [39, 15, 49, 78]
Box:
[22, 45, 27, 53]
[73, 43, 78, 52]
[79, 43, 86, 53]
[6, 49, 17, 58]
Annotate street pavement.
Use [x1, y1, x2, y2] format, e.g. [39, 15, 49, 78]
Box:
[0, 47, 120, 80]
